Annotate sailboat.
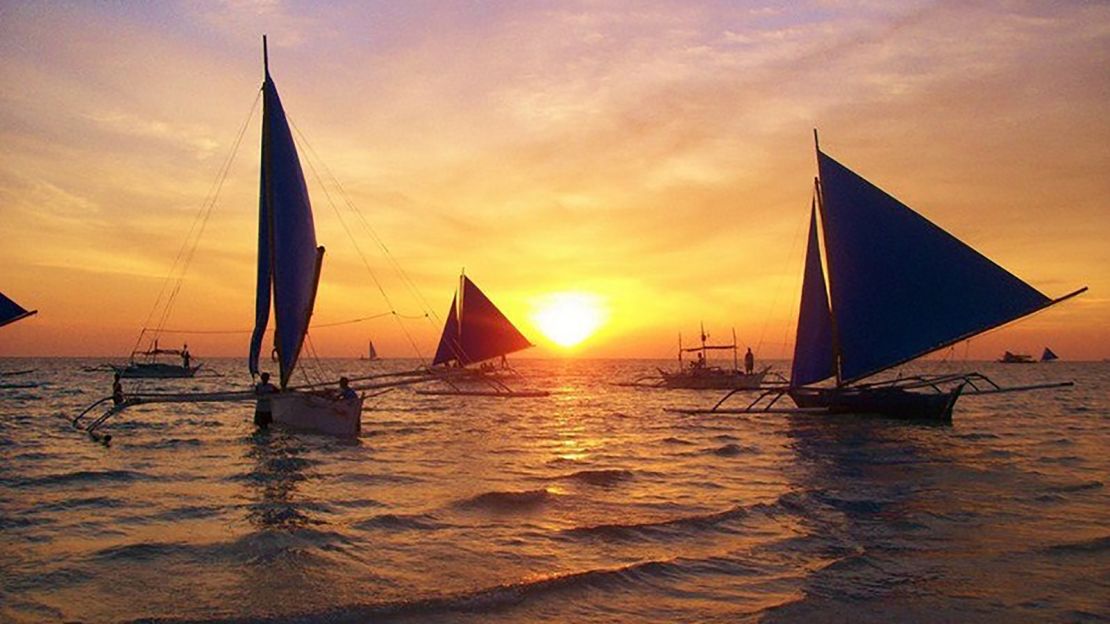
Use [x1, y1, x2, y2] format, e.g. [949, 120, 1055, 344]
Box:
[74, 37, 372, 439]
[1041, 347, 1059, 362]
[0, 291, 36, 329]
[785, 133, 1086, 420]
[670, 132, 1085, 421]
[420, 273, 547, 397]
[247, 36, 363, 435]
[360, 340, 379, 361]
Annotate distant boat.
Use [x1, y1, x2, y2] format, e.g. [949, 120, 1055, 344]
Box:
[998, 351, 1036, 364]
[360, 340, 379, 361]
[112, 340, 201, 378]
[784, 133, 1086, 421]
[421, 273, 547, 397]
[1041, 347, 1059, 362]
[0, 291, 36, 329]
[657, 325, 768, 390]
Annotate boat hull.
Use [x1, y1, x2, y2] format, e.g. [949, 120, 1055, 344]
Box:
[659, 368, 767, 390]
[271, 391, 364, 436]
[789, 385, 962, 422]
[112, 363, 201, 379]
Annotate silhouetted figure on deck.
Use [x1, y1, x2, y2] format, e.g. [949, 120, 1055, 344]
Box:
[182, 344, 191, 369]
[338, 377, 357, 401]
[111, 373, 124, 406]
[744, 347, 755, 375]
[254, 372, 277, 429]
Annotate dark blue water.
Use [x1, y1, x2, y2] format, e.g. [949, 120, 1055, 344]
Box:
[1, 358, 1106, 622]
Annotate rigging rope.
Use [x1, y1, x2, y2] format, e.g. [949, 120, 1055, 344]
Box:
[144, 311, 423, 335]
[132, 90, 262, 355]
[287, 116, 434, 364]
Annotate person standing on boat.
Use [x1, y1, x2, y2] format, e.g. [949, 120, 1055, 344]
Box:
[254, 372, 277, 429]
[182, 344, 191, 370]
[111, 373, 124, 406]
[338, 377, 357, 401]
[744, 347, 755, 375]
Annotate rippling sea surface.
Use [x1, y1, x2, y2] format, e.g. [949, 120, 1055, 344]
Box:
[1, 358, 1107, 623]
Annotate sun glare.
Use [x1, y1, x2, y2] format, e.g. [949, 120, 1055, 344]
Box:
[531, 292, 605, 349]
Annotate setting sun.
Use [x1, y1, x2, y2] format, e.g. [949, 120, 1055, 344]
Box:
[530, 292, 606, 348]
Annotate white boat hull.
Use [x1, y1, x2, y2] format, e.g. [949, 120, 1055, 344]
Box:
[271, 391, 364, 436]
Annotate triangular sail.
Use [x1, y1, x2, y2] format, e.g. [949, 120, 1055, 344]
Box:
[247, 38, 324, 388]
[817, 150, 1053, 384]
[0, 291, 36, 329]
[1041, 347, 1058, 361]
[791, 202, 836, 387]
[369, 340, 378, 359]
[432, 276, 533, 366]
[432, 293, 460, 366]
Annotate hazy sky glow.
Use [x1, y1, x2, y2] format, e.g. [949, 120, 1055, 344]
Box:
[1, 1, 1107, 360]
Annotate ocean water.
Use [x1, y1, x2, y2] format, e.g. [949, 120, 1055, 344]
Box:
[0, 357, 1107, 623]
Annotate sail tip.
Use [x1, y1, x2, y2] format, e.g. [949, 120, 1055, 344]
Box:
[812, 128, 820, 151]
[262, 35, 269, 77]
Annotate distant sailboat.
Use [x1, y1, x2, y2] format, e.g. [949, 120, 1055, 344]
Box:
[0, 291, 36, 329]
[785, 133, 1085, 420]
[998, 351, 1035, 364]
[432, 274, 534, 368]
[421, 273, 547, 397]
[360, 340, 379, 361]
[1041, 347, 1059, 362]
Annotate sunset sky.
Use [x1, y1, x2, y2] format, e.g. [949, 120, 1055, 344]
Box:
[0, 1, 1107, 361]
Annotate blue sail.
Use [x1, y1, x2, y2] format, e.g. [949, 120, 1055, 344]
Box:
[247, 43, 324, 388]
[247, 138, 272, 377]
[791, 202, 836, 387]
[0, 291, 36, 329]
[817, 150, 1052, 383]
[431, 293, 460, 366]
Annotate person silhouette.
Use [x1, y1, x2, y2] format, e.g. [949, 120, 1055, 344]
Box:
[254, 372, 278, 429]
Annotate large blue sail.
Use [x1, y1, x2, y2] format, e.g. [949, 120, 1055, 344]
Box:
[817, 150, 1052, 383]
[0, 291, 36, 329]
[790, 202, 836, 387]
[248, 40, 324, 388]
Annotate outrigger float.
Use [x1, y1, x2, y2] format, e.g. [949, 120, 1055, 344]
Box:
[669, 131, 1084, 422]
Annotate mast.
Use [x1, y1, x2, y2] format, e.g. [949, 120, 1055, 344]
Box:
[732, 328, 739, 371]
